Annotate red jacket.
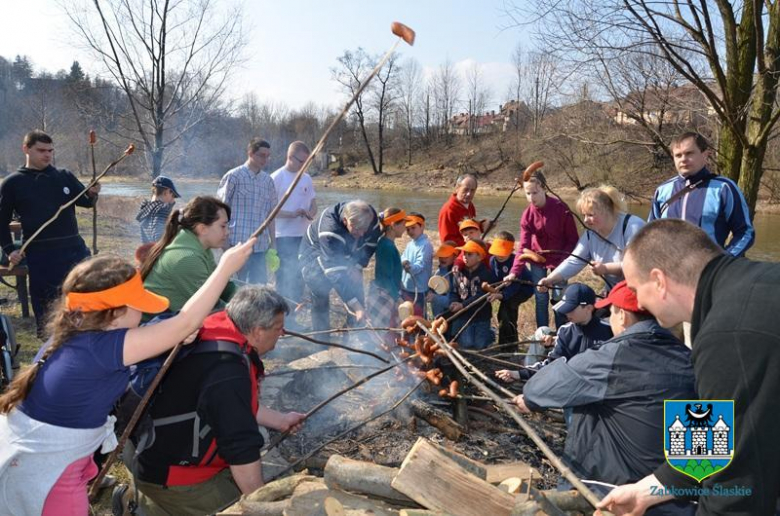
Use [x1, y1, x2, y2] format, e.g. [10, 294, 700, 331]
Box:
[437, 194, 476, 247]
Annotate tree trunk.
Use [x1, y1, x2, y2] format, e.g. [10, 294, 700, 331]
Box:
[356, 112, 379, 175]
[740, 143, 765, 220]
[716, 124, 744, 181]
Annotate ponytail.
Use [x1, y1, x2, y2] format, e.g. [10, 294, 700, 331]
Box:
[140, 208, 182, 279]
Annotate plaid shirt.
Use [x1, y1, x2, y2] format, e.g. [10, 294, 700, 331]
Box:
[217, 164, 277, 252]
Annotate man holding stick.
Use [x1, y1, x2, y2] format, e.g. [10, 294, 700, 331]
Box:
[0, 130, 100, 337]
[598, 219, 780, 516]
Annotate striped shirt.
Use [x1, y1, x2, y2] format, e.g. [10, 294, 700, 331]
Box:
[217, 164, 277, 252]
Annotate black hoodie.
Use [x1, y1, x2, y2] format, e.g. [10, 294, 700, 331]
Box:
[653, 255, 780, 515]
[0, 165, 95, 253]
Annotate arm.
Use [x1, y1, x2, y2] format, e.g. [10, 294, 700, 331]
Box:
[597, 474, 672, 516]
[648, 187, 662, 222]
[122, 238, 255, 365]
[67, 171, 98, 209]
[216, 173, 236, 207]
[256, 406, 305, 432]
[0, 180, 17, 255]
[544, 235, 590, 284]
[307, 197, 318, 220]
[722, 182, 755, 256]
[510, 214, 531, 275]
[230, 461, 264, 494]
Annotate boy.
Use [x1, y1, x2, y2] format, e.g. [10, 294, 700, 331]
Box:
[449, 239, 497, 350]
[488, 231, 534, 344]
[455, 218, 490, 268]
[136, 175, 180, 243]
[429, 240, 458, 317]
[401, 212, 433, 316]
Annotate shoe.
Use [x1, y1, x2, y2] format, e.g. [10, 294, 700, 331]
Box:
[100, 474, 117, 489]
[112, 484, 129, 516]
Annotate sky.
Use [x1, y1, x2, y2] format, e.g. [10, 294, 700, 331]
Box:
[0, 0, 532, 111]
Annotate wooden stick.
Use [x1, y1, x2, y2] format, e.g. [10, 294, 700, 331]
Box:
[293, 326, 404, 337]
[89, 130, 98, 255]
[283, 329, 389, 364]
[419, 324, 609, 513]
[482, 183, 522, 239]
[12, 143, 134, 270]
[265, 365, 382, 377]
[539, 249, 592, 266]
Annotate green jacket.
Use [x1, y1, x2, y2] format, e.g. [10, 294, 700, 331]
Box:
[144, 229, 236, 313]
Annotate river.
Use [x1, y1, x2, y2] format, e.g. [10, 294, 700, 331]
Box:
[102, 180, 780, 261]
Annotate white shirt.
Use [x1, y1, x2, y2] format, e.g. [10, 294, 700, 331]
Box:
[270, 166, 316, 238]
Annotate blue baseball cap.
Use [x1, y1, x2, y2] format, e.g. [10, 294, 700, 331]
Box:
[553, 283, 597, 315]
[152, 175, 181, 198]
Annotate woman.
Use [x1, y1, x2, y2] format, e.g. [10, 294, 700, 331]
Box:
[540, 186, 644, 291]
[0, 242, 253, 515]
[141, 196, 235, 312]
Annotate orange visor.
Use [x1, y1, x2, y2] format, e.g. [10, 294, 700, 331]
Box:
[66, 272, 170, 313]
[405, 215, 425, 227]
[458, 219, 481, 232]
[457, 240, 487, 259]
[488, 238, 515, 258]
[381, 209, 407, 227]
[435, 244, 459, 258]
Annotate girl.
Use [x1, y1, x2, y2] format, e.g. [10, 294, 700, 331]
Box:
[366, 208, 407, 333]
[540, 186, 644, 291]
[0, 239, 254, 515]
[141, 196, 235, 312]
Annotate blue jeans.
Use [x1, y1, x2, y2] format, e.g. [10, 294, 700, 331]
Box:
[528, 263, 566, 329]
[235, 251, 267, 285]
[275, 237, 303, 302]
[450, 318, 494, 350]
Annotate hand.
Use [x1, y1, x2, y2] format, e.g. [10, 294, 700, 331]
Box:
[449, 302, 463, 312]
[220, 237, 256, 275]
[280, 412, 306, 434]
[8, 250, 24, 266]
[402, 260, 411, 271]
[495, 369, 520, 382]
[354, 309, 365, 322]
[88, 182, 101, 197]
[487, 293, 503, 302]
[542, 334, 556, 347]
[182, 329, 199, 345]
[591, 261, 607, 275]
[597, 475, 667, 516]
[536, 277, 550, 294]
[504, 273, 516, 282]
[512, 394, 531, 413]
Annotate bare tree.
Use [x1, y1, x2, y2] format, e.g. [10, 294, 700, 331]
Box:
[511, 0, 780, 215]
[64, 0, 245, 177]
[510, 42, 524, 133]
[523, 51, 557, 136]
[371, 53, 399, 174]
[465, 62, 491, 138]
[432, 58, 461, 141]
[398, 57, 421, 164]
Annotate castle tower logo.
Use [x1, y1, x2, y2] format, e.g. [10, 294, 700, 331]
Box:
[664, 400, 734, 481]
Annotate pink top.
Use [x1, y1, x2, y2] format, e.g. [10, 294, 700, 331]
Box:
[510, 195, 579, 274]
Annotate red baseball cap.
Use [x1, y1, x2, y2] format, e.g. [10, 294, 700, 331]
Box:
[595, 280, 648, 314]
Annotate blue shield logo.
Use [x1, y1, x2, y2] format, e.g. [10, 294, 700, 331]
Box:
[664, 400, 734, 481]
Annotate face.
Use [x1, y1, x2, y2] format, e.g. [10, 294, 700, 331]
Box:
[608, 305, 626, 335]
[524, 182, 546, 208]
[109, 307, 143, 329]
[455, 178, 477, 205]
[493, 254, 510, 263]
[565, 304, 592, 325]
[24, 142, 54, 170]
[672, 137, 708, 178]
[463, 251, 482, 269]
[623, 253, 683, 328]
[160, 189, 175, 204]
[406, 223, 424, 239]
[195, 209, 229, 249]
[248, 146, 271, 170]
[389, 220, 406, 239]
[247, 313, 285, 356]
[288, 150, 310, 173]
[581, 203, 610, 234]
[345, 219, 367, 238]
[439, 254, 455, 267]
[460, 228, 480, 242]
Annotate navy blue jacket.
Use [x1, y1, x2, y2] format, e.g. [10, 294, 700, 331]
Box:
[490, 254, 533, 302]
[450, 262, 497, 322]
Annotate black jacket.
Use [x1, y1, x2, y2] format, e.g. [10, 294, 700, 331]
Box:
[524, 319, 696, 486]
[0, 166, 95, 253]
[654, 255, 780, 515]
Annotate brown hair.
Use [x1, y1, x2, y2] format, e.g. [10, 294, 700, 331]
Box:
[23, 130, 53, 148]
[248, 138, 271, 154]
[379, 207, 404, 234]
[625, 219, 723, 288]
[0, 256, 135, 414]
[671, 132, 709, 152]
[140, 196, 231, 278]
[577, 185, 627, 217]
[496, 230, 515, 242]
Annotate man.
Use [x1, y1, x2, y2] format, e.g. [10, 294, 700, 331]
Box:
[218, 138, 277, 284]
[495, 283, 611, 382]
[515, 280, 696, 516]
[119, 286, 305, 515]
[598, 219, 780, 516]
[0, 130, 100, 337]
[270, 141, 317, 307]
[299, 200, 381, 331]
[648, 132, 754, 256]
[438, 174, 478, 246]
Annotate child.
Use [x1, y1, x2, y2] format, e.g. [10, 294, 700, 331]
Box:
[429, 241, 458, 317]
[136, 176, 181, 244]
[449, 239, 497, 350]
[455, 218, 490, 268]
[488, 231, 534, 344]
[367, 208, 407, 331]
[401, 212, 433, 317]
[0, 239, 254, 515]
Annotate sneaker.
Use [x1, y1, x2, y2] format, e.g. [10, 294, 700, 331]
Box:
[111, 484, 129, 516]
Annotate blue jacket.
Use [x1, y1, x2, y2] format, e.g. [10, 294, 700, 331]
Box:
[490, 254, 533, 301]
[450, 262, 497, 322]
[524, 319, 696, 486]
[649, 167, 754, 256]
[401, 233, 433, 294]
[520, 315, 612, 379]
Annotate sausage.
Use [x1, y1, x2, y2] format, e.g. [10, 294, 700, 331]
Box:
[391, 22, 416, 45]
[439, 388, 449, 398]
[398, 350, 410, 358]
[521, 248, 546, 264]
[449, 380, 460, 398]
[426, 369, 442, 385]
[402, 315, 431, 332]
[89, 130, 97, 145]
[521, 160, 544, 182]
[481, 281, 498, 294]
[431, 316, 449, 334]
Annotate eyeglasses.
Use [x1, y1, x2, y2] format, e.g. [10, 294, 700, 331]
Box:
[292, 155, 308, 164]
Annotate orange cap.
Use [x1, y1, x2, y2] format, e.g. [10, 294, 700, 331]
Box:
[405, 215, 425, 227]
[458, 219, 481, 232]
[488, 238, 515, 258]
[66, 272, 170, 313]
[435, 244, 459, 258]
[381, 209, 407, 227]
[456, 240, 487, 259]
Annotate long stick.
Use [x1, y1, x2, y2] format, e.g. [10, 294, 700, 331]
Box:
[283, 329, 389, 364]
[89, 130, 98, 255]
[261, 353, 417, 455]
[294, 326, 403, 337]
[420, 324, 608, 512]
[482, 183, 521, 239]
[11, 143, 134, 270]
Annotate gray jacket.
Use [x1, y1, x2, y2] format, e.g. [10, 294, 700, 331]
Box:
[524, 319, 696, 486]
